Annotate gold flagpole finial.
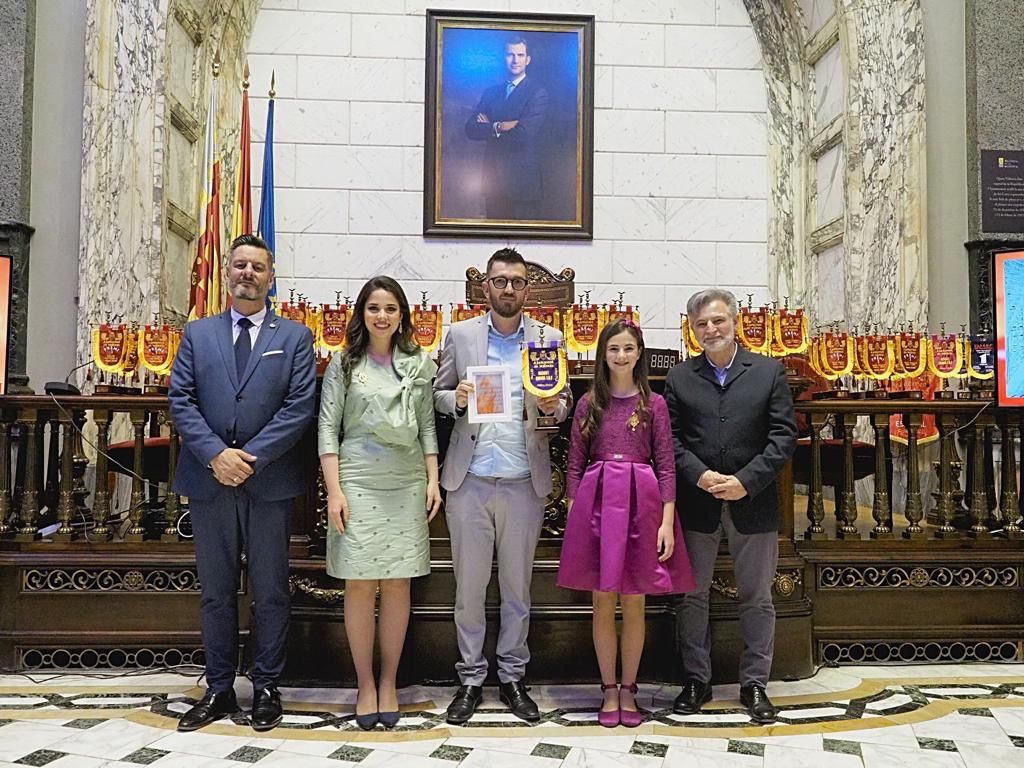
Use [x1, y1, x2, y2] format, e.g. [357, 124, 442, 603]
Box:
[269, 70, 276, 100]
[243, 60, 250, 90]
[213, 49, 221, 78]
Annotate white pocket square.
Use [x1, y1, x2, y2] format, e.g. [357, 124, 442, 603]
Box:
[262, 349, 285, 357]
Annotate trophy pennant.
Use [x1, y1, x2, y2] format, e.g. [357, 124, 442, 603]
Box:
[279, 301, 307, 326]
[967, 336, 995, 380]
[607, 305, 639, 326]
[774, 309, 809, 355]
[317, 304, 350, 352]
[680, 316, 703, 357]
[818, 332, 855, 381]
[525, 306, 561, 331]
[521, 340, 567, 398]
[139, 325, 175, 376]
[412, 305, 443, 353]
[894, 332, 926, 377]
[566, 305, 603, 353]
[452, 304, 487, 323]
[858, 334, 895, 380]
[92, 324, 131, 375]
[737, 306, 771, 353]
[927, 333, 964, 378]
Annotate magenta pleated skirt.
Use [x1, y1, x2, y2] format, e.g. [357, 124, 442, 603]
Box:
[557, 457, 695, 595]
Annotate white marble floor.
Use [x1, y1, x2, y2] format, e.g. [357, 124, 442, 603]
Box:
[1, 665, 1023, 767]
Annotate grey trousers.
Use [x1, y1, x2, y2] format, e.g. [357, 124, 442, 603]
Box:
[675, 506, 778, 687]
[446, 473, 545, 685]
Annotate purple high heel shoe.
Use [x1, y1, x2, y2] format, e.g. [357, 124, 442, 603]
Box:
[619, 683, 645, 727]
[597, 683, 620, 728]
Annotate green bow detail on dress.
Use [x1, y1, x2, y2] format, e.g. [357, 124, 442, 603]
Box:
[364, 350, 437, 447]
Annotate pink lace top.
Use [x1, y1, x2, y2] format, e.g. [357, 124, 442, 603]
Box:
[566, 392, 675, 502]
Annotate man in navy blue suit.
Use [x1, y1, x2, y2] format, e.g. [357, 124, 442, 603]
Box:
[169, 234, 316, 732]
[465, 36, 550, 221]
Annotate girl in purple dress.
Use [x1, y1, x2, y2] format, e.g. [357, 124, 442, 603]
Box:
[557, 319, 695, 727]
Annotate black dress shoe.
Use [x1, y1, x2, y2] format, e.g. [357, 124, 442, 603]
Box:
[498, 680, 540, 723]
[740, 683, 777, 724]
[445, 684, 483, 725]
[250, 686, 284, 732]
[177, 689, 240, 732]
[672, 679, 713, 715]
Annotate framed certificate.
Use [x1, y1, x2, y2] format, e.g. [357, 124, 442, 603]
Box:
[466, 365, 514, 423]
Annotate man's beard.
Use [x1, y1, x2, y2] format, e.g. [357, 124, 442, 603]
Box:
[491, 299, 522, 319]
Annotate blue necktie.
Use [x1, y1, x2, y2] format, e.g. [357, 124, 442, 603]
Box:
[505, 81, 515, 99]
[235, 317, 253, 380]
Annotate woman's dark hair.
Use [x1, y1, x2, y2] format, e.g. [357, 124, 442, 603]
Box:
[341, 276, 417, 384]
[580, 319, 650, 439]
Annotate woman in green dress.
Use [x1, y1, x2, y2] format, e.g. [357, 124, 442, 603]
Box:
[318, 276, 442, 730]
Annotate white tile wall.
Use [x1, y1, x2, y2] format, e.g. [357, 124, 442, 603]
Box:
[247, 1, 770, 345]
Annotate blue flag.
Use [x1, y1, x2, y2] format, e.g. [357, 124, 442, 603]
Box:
[257, 95, 276, 300]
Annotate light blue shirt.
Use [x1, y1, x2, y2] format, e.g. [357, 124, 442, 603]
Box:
[468, 314, 531, 479]
[709, 343, 739, 386]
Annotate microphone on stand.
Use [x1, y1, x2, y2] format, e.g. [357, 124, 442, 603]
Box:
[44, 360, 92, 396]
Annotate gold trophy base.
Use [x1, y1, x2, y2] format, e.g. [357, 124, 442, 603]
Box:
[935, 390, 956, 400]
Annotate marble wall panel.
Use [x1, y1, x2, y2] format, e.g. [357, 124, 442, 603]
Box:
[612, 67, 716, 111]
[716, 69, 769, 112]
[718, 0, 753, 26]
[666, 198, 768, 242]
[611, 154, 717, 199]
[295, 145, 406, 190]
[348, 190, 422, 236]
[664, 26, 762, 69]
[612, 0, 716, 24]
[303, 0, 404, 12]
[717, 156, 769, 199]
[613, 242, 717, 287]
[351, 14, 425, 60]
[666, 112, 768, 155]
[595, 23, 664, 67]
[248, 9, 350, 56]
[350, 102, 424, 147]
[276, 187, 350, 233]
[716, 242, 769, 285]
[593, 109, 665, 153]
[297, 56, 406, 101]
[814, 43, 844, 128]
[250, 98, 351, 145]
[800, 0, 836, 36]
[251, 141, 297, 188]
[815, 143, 845, 225]
[592, 197, 667, 241]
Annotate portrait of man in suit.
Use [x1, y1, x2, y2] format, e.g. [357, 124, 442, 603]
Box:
[425, 14, 593, 236]
[464, 36, 550, 221]
[168, 234, 316, 733]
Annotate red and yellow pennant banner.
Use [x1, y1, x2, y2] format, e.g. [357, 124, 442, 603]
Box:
[894, 332, 926, 378]
[858, 334, 895, 380]
[737, 306, 771, 353]
[317, 305, 349, 352]
[680, 316, 703, 357]
[607, 305, 639, 326]
[92, 325, 134, 375]
[774, 309, 808, 355]
[817, 332, 855, 380]
[566, 305, 603, 353]
[927, 333, 964, 378]
[138, 325, 178, 376]
[525, 306, 561, 330]
[412, 305, 443, 353]
[452, 304, 486, 323]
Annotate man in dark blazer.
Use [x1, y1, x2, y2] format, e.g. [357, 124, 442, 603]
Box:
[169, 234, 316, 732]
[664, 288, 796, 724]
[465, 36, 549, 221]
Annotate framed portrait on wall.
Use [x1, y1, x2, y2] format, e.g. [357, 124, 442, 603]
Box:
[423, 10, 595, 239]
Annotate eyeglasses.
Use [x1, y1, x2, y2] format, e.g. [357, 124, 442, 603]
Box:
[487, 276, 528, 291]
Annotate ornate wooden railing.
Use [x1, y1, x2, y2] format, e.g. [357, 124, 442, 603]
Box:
[792, 399, 1019, 543]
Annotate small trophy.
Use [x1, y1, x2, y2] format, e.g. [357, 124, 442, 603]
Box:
[566, 291, 601, 376]
[521, 324, 567, 434]
[412, 292, 443, 356]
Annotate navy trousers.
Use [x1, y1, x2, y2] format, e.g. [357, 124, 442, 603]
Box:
[190, 489, 292, 693]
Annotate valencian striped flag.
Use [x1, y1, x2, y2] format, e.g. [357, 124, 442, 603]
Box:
[230, 62, 253, 242]
[257, 71, 277, 300]
[188, 58, 223, 320]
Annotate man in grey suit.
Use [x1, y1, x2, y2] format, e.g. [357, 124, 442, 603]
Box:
[169, 234, 316, 732]
[434, 248, 572, 724]
[664, 289, 796, 724]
